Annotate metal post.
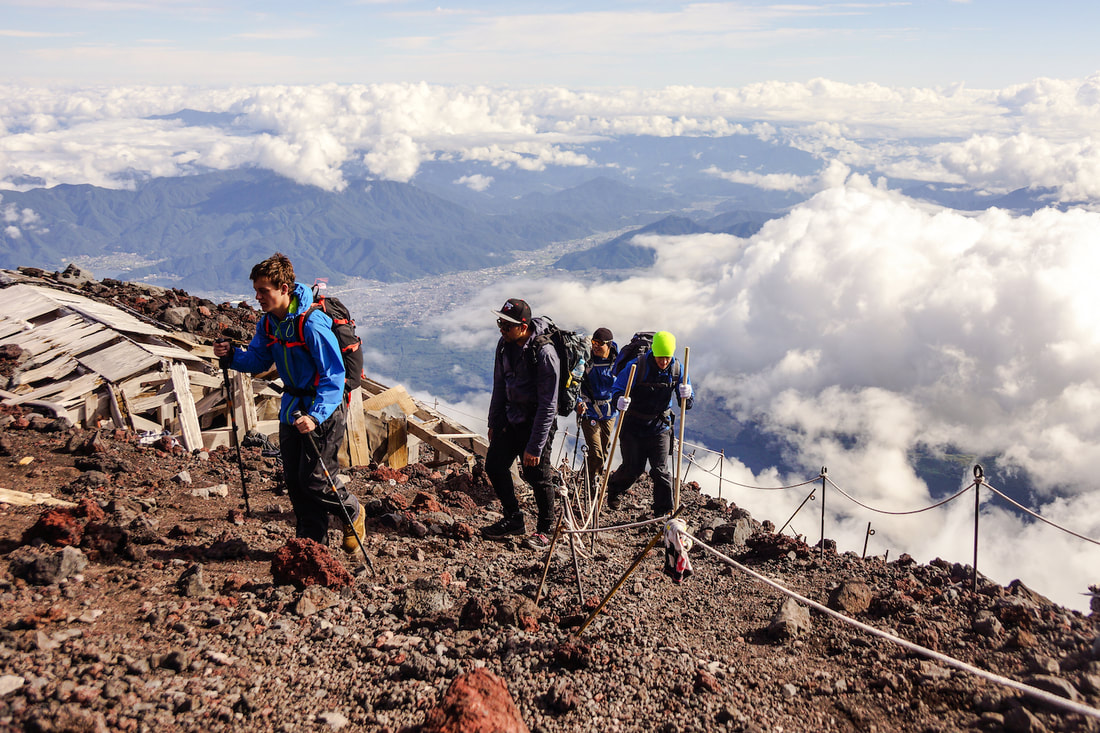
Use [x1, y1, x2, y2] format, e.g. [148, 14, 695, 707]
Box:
[819, 466, 827, 560]
[972, 464, 983, 594]
[862, 522, 875, 559]
[718, 449, 725, 501]
[777, 488, 816, 535]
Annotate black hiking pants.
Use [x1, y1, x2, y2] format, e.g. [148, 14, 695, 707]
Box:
[280, 403, 360, 543]
[606, 428, 673, 516]
[485, 420, 558, 532]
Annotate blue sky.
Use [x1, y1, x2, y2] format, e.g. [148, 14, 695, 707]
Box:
[3, 0, 1099, 88]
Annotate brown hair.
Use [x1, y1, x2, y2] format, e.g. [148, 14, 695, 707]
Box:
[250, 252, 295, 288]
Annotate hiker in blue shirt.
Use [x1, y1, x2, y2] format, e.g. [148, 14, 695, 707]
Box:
[605, 330, 693, 518]
[482, 298, 560, 549]
[213, 253, 365, 552]
[575, 327, 618, 495]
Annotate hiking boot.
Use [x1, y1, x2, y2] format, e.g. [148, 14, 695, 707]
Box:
[525, 532, 552, 550]
[482, 512, 526, 538]
[341, 506, 366, 553]
[606, 490, 625, 511]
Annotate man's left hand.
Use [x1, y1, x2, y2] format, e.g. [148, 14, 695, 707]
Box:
[522, 451, 540, 467]
[678, 383, 693, 400]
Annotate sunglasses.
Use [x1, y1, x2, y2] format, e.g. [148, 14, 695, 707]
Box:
[497, 318, 521, 329]
[591, 339, 605, 345]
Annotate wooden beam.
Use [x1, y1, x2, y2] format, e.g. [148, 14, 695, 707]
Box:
[362, 385, 418, 415]
[170, 362, 203, 452]
[405, 419, 475, 467]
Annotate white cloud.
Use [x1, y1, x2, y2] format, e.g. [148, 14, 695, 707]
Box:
[4, 225, 20, 238]
[2, 75, 1100, 198]
[441, 172, 1100, 610]
[454, 173, 493, 191]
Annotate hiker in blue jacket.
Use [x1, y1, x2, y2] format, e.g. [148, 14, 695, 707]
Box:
[575, 327, 618, 494]
[213, 253, 365, 551]
[482, 298, 560, 548]
[605, 330, 693, 518]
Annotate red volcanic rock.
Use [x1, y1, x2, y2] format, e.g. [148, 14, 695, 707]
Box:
[370, 466, 408, 484]
[411, 492, 442, 513]
[22, 507, 83, 547]
[271, 538, 353, 589]
[419, 668, 530, 733]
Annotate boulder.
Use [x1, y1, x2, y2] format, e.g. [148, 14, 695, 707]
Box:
[419, 668, 530, 733]
[768, 597, 811, 639]
[828, 580, 873, 615]
[271, 538, 353, 589]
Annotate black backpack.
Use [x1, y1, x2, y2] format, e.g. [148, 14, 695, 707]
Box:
[528, 317, 591, 417]
[263, 284, 364, 396]
[611, 332, 655, 377]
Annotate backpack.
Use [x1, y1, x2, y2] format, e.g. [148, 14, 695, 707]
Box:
[527, 317, 591, 417]
[263, 283, 364, 397]
[611, 332, 655, 377]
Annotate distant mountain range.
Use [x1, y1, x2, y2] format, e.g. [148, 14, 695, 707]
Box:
[554, 210, 782, 270]
[0, 170, 687, 290]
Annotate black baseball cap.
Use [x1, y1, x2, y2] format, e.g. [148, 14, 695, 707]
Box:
[492, 298, 531, 325]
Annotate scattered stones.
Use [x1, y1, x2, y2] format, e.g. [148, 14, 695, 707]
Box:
[10, 545, 88, 585]
[271, 538, 354, 588]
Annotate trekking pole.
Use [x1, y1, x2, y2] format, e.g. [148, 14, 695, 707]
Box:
[577, 506, 683, 636]
[673, 346, 690, 511]
[590, 364, 637, 534]
[292, 411, 377, 577]
[571, 427, 581, 471]
[217, 340, 252, 517]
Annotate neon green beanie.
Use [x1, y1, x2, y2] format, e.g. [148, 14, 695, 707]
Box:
[651, 331, 676, 357]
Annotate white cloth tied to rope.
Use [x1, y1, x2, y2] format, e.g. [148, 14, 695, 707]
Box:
[663, 518, 693, 583]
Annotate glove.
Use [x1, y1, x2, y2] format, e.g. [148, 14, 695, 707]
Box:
[678, 383, 693, 400]
[617, 395, 631, 412]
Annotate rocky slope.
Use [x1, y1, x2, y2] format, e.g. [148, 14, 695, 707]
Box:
[0, 408, 1098, 733]
[0, 266, 1099, 733]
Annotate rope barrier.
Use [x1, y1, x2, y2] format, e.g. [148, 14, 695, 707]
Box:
[985, 482, 1100, 548]
[563, 514, 668, 536]
[685, 532, 1100, 722]
[681, 453, 819, 491]
[824, 476, 976, 516]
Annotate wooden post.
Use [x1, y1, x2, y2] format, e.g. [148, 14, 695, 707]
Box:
[387, 416, 408, 469]
[344, 387, 371, 467]
[169, 363, 202, 452]
[673, 346, 690, 510]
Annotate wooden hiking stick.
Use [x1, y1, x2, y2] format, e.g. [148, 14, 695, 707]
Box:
[576, 506, 684, 636]
[673, 346, 690, 511]
[590, 363, 637, 534]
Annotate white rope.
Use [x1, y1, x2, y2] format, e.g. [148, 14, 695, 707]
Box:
[681, 453, 819, 492]
[686, 532, 1100, 721]
[985, 482, 1100, 548]
[824, 476, 977, 516]
[563, 514, 668, 535]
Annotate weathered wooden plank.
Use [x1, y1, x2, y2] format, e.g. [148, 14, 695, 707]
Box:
[11, 355, 79, 385]
[78, 340, 161, 383]
[170, 362, 203, 453]
[387, 416, 409, 469]
[344, 387, 371, 467]
[0, 488, 76, 508]
[232, 372, 256, 433]
[185, 370, 223, 389]
[405, 420, 475, 467]
[362, 385, 418, 415]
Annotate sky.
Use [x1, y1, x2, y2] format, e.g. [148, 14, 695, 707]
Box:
[2, 1, 1100, 610]
[2, 1, 1100, 89]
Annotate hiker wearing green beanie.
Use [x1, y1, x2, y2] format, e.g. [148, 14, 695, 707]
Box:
[605, 330, 693, 517]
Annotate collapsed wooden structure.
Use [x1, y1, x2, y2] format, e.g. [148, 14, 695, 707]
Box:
[0, 271, 486, 470]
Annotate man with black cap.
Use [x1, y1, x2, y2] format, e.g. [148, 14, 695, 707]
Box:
[482, 298, 561, 548]
[575, 327, 618, 493]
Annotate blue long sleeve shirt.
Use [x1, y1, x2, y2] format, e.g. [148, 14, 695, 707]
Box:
[227, 282, 345, 427]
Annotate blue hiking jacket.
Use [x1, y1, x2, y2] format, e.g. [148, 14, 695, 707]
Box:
[577, 342, 619, 421]
[228, 282, 345, 427]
